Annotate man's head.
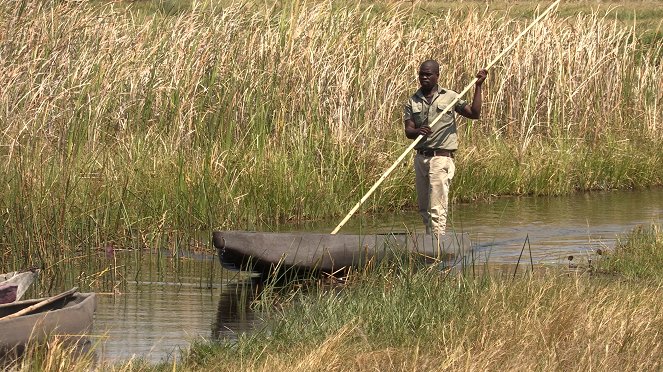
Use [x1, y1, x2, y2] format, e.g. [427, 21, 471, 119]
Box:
[418, 60, 439, 91]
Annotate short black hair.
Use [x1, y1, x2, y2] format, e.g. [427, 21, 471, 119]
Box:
[420, 60, 440, 74]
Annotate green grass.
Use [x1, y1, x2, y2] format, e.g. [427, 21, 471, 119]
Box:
[164, 225, 663, 372]
[2, 2, 661, 369]
[7, 224, 663, 370]
[599, 224, 663, 279]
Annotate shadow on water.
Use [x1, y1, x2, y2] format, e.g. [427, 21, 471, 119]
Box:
[212, 279, 261, 341]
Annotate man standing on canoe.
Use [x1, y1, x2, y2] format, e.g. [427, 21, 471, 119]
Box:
[404, 60, 487, 235]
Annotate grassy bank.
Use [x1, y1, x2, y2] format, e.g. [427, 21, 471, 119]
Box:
[599, 224, 663, 279]
[10, 224, 659, 371]
[1, 0, 662, 270]
[172, 224, 663, 371]
[163, 225, 663, 371]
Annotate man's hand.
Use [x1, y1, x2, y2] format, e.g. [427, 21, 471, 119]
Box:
[475, 69, 488, 86]
[405, 119, 432, 139]
[418, 125, 432, 136]
[458, 69, 488, 119]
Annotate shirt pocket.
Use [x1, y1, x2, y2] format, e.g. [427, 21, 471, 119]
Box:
[432, 100, 455, 128]
[410, 102, 426, 126]
[435, 100, 455, 115]
[439, 98, 456, 114]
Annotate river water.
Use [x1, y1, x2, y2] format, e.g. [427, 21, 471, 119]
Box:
[94, 188, 663, 363]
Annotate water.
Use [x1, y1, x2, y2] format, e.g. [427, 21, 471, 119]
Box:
[446, 188, 662, 263]
[95, 278, 259, 363]
[347, 188, 663, 264]
[94, 188, 663, 363]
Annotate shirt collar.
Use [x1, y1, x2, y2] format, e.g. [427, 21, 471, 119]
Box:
[415, 85, 447, 100]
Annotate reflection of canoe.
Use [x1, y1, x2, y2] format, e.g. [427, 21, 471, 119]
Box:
[0, 291, 97, 353]
[0, 269, 40, 305]
[213, 231, 471, 276]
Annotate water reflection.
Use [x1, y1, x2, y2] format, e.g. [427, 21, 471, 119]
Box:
[453, 189, 663, 263]
[212, 280, 261, 341]
[95, 284, 218, 362]
[95, 278, 262, 363]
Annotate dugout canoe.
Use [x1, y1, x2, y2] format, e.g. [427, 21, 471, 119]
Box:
[213, 231, 471, 276]
[0, 269, 40, 305]
[0, 291, 96, 353]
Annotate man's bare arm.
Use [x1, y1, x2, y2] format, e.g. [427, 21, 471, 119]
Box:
[405, 118, 431, 139]
[457, 69, 487, 120]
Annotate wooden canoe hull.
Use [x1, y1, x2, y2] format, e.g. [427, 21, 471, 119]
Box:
[0, 292, 96, 351]
[213, 231, 472, 275]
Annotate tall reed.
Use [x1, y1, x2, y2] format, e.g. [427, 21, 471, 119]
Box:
[0, 1, 661, 268]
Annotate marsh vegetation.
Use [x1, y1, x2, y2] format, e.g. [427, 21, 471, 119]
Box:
[174, 226, 663, 372]
[4, 223, 662, 371]
[0, 0, 661, 369]
[2, 1, 661, 267]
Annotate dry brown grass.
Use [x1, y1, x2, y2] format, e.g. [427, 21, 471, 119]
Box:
[3, 1, 659, 157]
[187, 274, 663, 372]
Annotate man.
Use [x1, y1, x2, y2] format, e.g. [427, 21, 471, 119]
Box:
[404, 60, 487, 235]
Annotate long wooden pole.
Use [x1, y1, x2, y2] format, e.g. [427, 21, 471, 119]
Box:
[331, 0, 561, 235]
[0, 287, 78, 321]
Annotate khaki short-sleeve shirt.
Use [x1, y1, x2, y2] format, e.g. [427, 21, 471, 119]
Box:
[403, 86, 468, 151]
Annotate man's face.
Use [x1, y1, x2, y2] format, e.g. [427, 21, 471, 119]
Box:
[418, 65, 438, 90]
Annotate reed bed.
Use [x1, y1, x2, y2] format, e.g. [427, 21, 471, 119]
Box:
[0, 0, 661, 270]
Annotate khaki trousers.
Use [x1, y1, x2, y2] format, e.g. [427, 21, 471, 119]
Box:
[414, 154, 455, 235]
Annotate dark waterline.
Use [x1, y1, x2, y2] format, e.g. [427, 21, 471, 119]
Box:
[95, 188, 663, 363]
